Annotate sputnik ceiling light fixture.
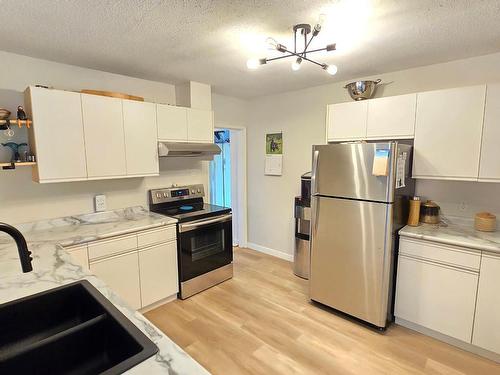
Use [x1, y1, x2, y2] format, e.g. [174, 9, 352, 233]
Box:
[247, 14, 337, 75]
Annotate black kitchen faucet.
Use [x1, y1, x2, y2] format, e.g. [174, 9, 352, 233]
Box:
[0, 222, 33, 273]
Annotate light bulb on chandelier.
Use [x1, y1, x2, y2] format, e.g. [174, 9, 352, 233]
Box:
[323, 64, 338, 76]
[291, 58, 302, 71]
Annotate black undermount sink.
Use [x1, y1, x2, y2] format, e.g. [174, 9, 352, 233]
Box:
[0, 280, 158, 374]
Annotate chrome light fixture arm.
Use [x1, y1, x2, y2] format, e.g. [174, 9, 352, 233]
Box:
[246, 15, 338, 75]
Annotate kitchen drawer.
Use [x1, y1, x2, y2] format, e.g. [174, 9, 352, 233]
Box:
[88, 234, 138, 260]
[137, 225, 176, 248]
[399, 238, 480, 271]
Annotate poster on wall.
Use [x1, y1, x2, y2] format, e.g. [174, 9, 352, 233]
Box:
[265, 132, 283, 176]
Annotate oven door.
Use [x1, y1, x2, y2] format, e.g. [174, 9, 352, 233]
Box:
[178, 214, 233, 282]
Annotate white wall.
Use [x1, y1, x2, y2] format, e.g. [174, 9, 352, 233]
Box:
[245, 52, 500, 258]
[0, 51, 207, 224]
[212, 94, 249, 128]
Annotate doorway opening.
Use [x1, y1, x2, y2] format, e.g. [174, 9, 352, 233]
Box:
[210, 130, 231, 207]
[209, 127, 247, 248]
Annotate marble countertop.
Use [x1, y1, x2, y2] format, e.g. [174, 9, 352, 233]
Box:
[0, 206, 208, 375]
[399, 216, 500, 254]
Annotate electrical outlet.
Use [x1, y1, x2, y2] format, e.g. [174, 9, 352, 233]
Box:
[95, 194, 107, 212]
[459, 201, 468, 213]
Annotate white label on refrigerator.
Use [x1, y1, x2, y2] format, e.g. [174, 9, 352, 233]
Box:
[396, 152, 407, 188]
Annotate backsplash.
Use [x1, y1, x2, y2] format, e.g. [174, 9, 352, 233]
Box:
[416, 179, 500, 219]
[0, 158, 208, 224]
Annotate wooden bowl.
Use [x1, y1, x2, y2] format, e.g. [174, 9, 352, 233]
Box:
[0, 108, 11, 120]
[80, 90, 144, 102]
[474, 212, 497, 232]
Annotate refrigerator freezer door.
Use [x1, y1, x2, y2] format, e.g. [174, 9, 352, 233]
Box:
[312, 143, 396, 203]
[310, 196, 393, 328]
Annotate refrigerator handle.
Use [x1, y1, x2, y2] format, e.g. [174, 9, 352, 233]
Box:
[309, 149, 320, 288]
[311, 150, 319, 195]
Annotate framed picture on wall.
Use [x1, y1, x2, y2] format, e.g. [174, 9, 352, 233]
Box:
[265, 132, 283, 176]
[266, 133, 283, 155]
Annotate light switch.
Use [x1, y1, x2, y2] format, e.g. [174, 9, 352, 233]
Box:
[95, 194, 107, 212]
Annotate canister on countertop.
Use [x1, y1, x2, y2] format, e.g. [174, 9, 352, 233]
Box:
[420, 200, 440, 224]
[407, 196, 421, 226]
[474, 212, 497, 232]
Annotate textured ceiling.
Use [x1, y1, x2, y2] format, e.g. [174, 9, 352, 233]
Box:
[1, 0, 500, 98]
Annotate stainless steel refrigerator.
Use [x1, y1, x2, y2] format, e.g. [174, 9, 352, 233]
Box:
[309, 142, 414, 329]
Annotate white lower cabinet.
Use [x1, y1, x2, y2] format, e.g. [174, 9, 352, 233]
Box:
[76, 225, 178, 310]
[139, 241, 178, 307]
[395, 255, 478, 342]
[90, 251, 142, 310]
[472, 253, 500, 353]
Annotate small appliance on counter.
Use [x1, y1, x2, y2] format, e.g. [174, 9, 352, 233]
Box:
[149, 184, 233, 299]
[407, 196, 421, 226]
[294, 172, 312, 279]
[474, 212, 497, 232]
[420, 200, 440, 224]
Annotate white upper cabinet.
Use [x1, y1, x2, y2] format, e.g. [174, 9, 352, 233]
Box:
[122, 100, 159, 176]
[472, 253, 500, 354]
[157, 104, 213, 143]
[366, 94, 416, 139]
[81, 94, 127, 178]
[479, 84, 500, 182]
[25, 87, 87, 182]
[327, 101, 368, 141]
[157, 104, 188, 142]
[187, 108, 214, 143]
[413, 85, 486, 180]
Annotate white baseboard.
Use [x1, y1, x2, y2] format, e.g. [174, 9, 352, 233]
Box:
[139, 294, 177, 313]
[247, 242, 293, 261]
[395, 318, 500, 363]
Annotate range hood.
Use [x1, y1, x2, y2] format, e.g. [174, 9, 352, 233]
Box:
[158, 142, 221, 160]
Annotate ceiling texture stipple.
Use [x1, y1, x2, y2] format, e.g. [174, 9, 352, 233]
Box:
[1, 0, 500, 98]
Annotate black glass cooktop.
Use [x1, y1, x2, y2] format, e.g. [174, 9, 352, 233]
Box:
[150, 198, 231, 223]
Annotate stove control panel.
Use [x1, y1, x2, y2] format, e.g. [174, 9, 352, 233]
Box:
[150, 184, 205, 205]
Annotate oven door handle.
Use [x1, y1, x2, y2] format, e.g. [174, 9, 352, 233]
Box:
[179, 214, 232, 233]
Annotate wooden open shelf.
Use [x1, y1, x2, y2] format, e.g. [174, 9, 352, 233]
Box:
[0, 161, 36, 170]
[0, 119, 32, 128]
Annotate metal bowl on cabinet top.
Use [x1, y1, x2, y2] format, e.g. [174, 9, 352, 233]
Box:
[344, 79, 382, 101]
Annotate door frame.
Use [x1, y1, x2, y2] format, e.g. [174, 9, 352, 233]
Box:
[208, 123, 248, 248]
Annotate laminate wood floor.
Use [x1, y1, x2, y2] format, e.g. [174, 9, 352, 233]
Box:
[145, 247, 500, 375]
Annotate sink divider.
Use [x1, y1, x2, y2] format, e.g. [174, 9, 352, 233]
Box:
[0, 313, 108, 362]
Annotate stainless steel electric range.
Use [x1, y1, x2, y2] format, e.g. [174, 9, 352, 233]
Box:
[149, 184, 233, 299]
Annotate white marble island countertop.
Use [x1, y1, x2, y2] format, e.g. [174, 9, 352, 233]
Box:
[399, 216, 500, 254]
[0, 206, 208, 375]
